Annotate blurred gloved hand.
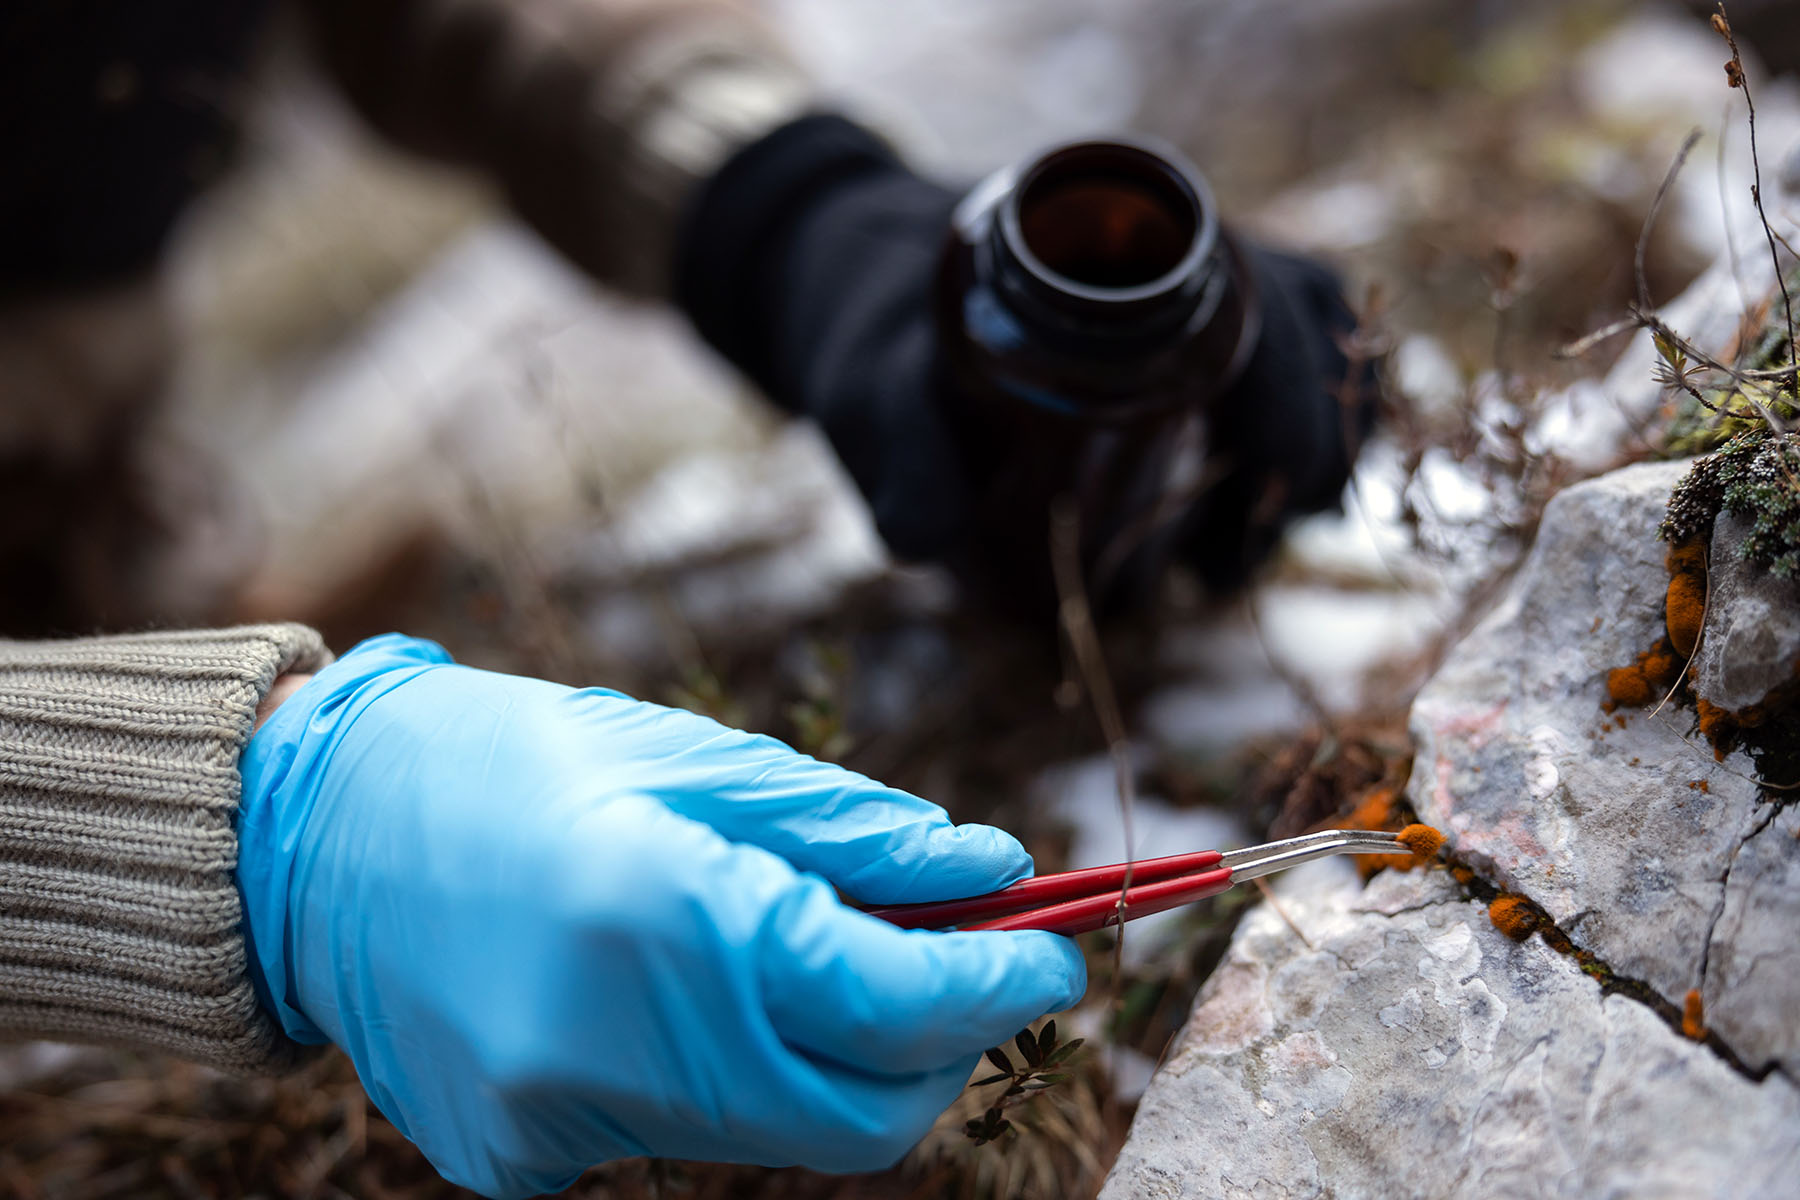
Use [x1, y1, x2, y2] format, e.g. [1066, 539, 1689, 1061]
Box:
[676, 116, 969, 561]
[238, 634, 1085, 1199]
[675, 115, 1375, 593]
[1175, 243, 1377, 595]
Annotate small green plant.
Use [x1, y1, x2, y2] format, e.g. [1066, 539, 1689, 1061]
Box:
[1661, 429, 1800, 580]
[963, 1021, 1085, 1146]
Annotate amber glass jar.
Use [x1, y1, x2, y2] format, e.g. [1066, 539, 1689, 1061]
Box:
[935, 137, 1260, 614]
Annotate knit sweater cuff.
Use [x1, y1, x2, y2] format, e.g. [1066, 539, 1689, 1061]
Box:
[0, 624, 331, 1072]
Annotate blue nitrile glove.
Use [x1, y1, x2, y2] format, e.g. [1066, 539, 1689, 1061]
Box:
[237, 634, 1085, 1199]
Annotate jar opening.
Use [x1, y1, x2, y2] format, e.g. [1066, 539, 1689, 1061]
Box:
[1018, 173, 1195, 289]
[995, 139, 1217, 315]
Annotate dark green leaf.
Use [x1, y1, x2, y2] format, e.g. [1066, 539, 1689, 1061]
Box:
[971, 1072, 1010, 1087]
[1038, 1020, 1058, 1057]
[1045, 1039, 1085, 1067]
[964, 1106, 1014, 1146]
[984, 1047, 1013, 1076]
[1015, 1028, 1043, 1067]
[1034, 1073, 1072, 1084]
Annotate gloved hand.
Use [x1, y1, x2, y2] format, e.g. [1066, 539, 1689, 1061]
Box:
[237, 634, 1085, 1199]
[1176, 243, 1378, 595]
[675, 115, 969, 561]
[675, 115, 1376, 595]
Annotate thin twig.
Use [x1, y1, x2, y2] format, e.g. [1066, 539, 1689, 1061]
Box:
[1245, 588, 1336, 735]
[1048, 499, 1137, 948]
[1652, 710, 1800, 791]
[1774, 225, 1800, 269]
[1637, 128, 1705, 312]
[1554, 316, 1640, 361]
[1649, 563, 1707, 721]
[1716, 101, 1756, 371]
[1251, 875, 1315, 949]
[1716, 3, 1799, 394]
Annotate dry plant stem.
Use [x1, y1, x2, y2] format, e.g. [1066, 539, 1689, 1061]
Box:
[1716, 3, 1800, 393]
[1718, 102, 1754, 365]
[1251, 875, 1314, 949]
[1048, 500, 1136, 971]
[1653, 710, 1800, 791]
[1562, 114, 1792, 401]
[1649, 567, 1707, 722]
[1638, 128, 1705, 312]
[1246, 588, 1335, 734]
[1555, 316, 1640, 360]
[1090, 443, 1226, 596]
[1774, 225, 1800, 270]
[1333, 289, 1387, 480]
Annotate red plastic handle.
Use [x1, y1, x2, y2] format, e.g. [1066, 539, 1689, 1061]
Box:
[967, 866, 1235, 935]
[865, 848, 1227, 931]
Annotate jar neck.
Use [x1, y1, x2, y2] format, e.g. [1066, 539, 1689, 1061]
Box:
[984, 138, 1227, 348]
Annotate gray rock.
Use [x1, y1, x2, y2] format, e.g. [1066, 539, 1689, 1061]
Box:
[1695, 510, 1800, 713]
[1704, 803, 1800, 1078]
[1102, 865, 1800, 1200]
[1103, 460, 1800, 1196]
[1409, 461, 1762, 1009]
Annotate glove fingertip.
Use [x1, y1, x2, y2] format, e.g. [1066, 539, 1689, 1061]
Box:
[940, 821, 1035, 887]
[1002, 929, 1089, 1011]
[849, 820, 1033, 904]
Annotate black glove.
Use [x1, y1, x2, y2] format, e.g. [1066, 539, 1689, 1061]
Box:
[675, 115, 969, 561]
[674, 114, 1374, 597]
[1179, 243, 1377, 594]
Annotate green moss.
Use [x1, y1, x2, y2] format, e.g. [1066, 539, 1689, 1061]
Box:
[1663, 391, 1794, 457]
[1579, 959, 1614, 984]
[1662, 430, 1800, 581]
[1661, 271, 1800, 457]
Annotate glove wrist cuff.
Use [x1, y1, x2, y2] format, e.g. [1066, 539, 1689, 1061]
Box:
[0, 624, 330, 1073]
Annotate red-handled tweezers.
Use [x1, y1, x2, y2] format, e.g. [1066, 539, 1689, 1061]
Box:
[865, 829, 1404, 936]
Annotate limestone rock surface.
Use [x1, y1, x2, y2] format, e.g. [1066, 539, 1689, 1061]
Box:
[1705, 803, 1800, 1078]
[1102, 867, 1800, 1200]
[1694, 510, 1800, 714]
[1407, 462, 1767, 1010]
[1103, 460, 1800, 1197]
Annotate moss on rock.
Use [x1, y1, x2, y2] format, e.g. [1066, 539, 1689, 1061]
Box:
[1661, 430, 1800, 581]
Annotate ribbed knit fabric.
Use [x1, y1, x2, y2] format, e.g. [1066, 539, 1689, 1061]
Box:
[0, 624, 330, 1072]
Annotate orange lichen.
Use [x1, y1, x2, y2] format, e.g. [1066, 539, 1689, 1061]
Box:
[1685, 780, 1711, 794]
[1487, 894, 1541, 941]
[1682, 989, 1706, 1041]
[1335, 786, 1413, 877]
[1666, 539, 1707, 576]
[1449, 864, 1476, 886]
[1605, 638, 1684, 709]
[1696, 698, 1738, 761]
[1665, 569, 1706, 658]
[1342, 786, 1398, 830]
[1397, 823, 1446, 862]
